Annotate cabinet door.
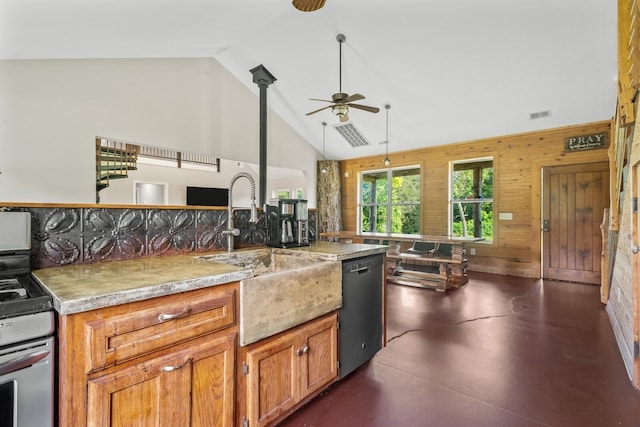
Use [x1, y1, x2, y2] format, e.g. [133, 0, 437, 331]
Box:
[87, 332, 236, 427]
[244, 313, 339, 427]
[191, 333, 236, 427]
[300, 312, 338, 397]
[245, 333, 300, 427]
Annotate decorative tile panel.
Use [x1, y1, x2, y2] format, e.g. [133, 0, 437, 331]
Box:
[196, 210, 228, 251]
[147, 209, 196, 255]
[84, 208, 147, 262]
[1, 205, 317, 269]
[235, 210, 268, 248]
[32, 207, 82, 268]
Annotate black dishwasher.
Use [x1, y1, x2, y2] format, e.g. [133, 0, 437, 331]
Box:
[339, 253, 384, 378]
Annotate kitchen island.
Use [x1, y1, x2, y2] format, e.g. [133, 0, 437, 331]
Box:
[34, 241, 387, 427]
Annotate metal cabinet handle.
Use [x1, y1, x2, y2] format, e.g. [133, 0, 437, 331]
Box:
[0, 350, 50, 376]
[297, 345, 309, 356]
[161, 357, 193, 372]
[158, 307, 192, 321]
[632, 244, 639, 254]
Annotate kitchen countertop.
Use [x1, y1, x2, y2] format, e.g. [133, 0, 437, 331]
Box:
[276, 241, 388, 260]
[33, 254, 253, 315]
[33, 242, 388, 315]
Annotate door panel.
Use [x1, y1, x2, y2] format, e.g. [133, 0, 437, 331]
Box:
[543, 162, 609, 284]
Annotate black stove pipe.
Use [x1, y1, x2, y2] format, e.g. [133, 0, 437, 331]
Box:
[250, 65, 277, 206]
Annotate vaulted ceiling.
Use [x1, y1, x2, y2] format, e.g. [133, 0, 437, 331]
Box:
[0, 0, 617, 160]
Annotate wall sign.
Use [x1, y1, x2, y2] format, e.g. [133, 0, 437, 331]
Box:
[564, 132, 608, 152]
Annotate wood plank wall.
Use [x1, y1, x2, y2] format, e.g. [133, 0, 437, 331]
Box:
[340, 121, 611, 278]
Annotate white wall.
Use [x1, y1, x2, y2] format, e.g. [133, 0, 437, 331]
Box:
[99, 158, 306, 207]
[0, 58, 319, 206]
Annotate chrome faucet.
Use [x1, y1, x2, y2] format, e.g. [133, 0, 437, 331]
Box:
[222, 172, 258, 252]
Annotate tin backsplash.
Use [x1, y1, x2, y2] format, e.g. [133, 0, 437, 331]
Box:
[1, 206, 317, 269]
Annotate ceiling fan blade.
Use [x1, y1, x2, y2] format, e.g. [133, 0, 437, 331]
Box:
[309, 98, 335, 103]
[340, 112, 350, 123]
[348, 103, 380, 113]
[344, 93, 365, 103]
[306, 105, 333, 116]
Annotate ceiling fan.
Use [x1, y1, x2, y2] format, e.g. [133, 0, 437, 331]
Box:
[306, 34, 380, 123]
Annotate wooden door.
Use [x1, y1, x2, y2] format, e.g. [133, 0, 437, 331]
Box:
[542, 162, 609, 284]
[299, 313, 338, 398]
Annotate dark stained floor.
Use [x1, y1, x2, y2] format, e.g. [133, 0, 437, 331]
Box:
[279, 272, 640, 427]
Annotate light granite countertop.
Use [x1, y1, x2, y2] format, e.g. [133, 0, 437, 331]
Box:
[33, 254, 253, 315]
[33, 242, 388, 316]
[276, 241, 388, 261]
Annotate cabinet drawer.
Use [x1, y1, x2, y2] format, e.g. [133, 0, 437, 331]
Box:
[84, 286, 235, 373]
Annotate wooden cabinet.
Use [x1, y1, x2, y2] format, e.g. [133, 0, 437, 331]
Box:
[241, 312, 338, 427]
[87, 332, 235, 427]
[58, 283, 238, 427]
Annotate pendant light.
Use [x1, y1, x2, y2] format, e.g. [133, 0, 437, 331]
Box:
[384, 104, 391, 166]
[292, 0, 326, 12]
[321, 121, 328, 174]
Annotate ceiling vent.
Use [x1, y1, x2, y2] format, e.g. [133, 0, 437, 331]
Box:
[332, 122, 370, 147]
[529, 110, 551, 120]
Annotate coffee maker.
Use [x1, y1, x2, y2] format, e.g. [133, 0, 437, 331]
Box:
[265, 199, 309, 248]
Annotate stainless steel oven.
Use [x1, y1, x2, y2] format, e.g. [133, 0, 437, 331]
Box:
[0, 212, 54, 427]
[0, 335, 54, 427]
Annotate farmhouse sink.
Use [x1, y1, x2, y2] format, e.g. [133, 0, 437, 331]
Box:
[200, 248, 320, 276]
[200, 249, 342, 345]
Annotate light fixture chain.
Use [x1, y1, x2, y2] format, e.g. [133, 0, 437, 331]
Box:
[384, 104, 391, 166]
[322, 121, 327, 159]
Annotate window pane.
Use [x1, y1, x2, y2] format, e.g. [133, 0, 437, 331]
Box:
[450, 159, 493, 242]
[273, 189, 290, 199]
[362, 181, 373, 204]
[391, 170, 420, 203]
[375, 177, 388, 204]
[394, 204, 420, 234]
[362, 172, 388, 204]
[451, 201, 492, 238]
[375, 206, 387, 232]
[361, 206, 374, 232]
[452, 169, 474, 200]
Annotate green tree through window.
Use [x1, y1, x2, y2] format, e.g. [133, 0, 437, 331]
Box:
[450, 158, 493, 241]
[360, 167, 421, 234]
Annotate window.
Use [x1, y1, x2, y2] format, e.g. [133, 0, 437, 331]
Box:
[449, 158, 493, 241]
[272, 188, 304, 199]
[359, 166, 421, 234]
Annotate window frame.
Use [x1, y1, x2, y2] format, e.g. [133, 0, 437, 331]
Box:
[448, 156, 495, 243]
[357, 164, 421, 235]
[272, 187, 304, 199]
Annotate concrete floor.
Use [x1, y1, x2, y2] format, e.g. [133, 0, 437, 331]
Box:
[279, 272, 640, 427]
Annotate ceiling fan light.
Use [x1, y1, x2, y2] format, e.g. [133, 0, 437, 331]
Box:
[292, 0, 326, 12]
[332, 104, 348, 116]
[384, 157, 390, 166]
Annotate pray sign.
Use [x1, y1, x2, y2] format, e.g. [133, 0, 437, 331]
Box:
[564, 132, 608, 152]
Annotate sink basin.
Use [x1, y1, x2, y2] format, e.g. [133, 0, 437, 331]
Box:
[200, 249, 342, 345]
[200, 248, 319, 276]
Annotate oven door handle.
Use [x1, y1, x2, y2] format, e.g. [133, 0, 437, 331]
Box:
[0, 349, 49, 376]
